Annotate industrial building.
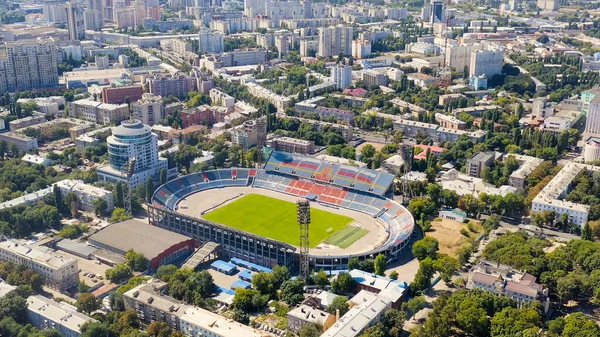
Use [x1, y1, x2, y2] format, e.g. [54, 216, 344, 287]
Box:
[88, 219, 195, 269]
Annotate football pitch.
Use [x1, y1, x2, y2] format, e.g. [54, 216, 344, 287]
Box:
[203, 194, 355, 248]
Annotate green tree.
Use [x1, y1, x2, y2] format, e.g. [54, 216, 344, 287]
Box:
[111, 208, 132, 223]
[582, 222, 593, 241]
[326, 296, 349, 316]
[155, 265, 178, 282]
[331, 272, 355, 295]
[410, 258, 435, 294]
[406, 296, 427, 320]
[389, 270, 399, 280]
[434, 255, 459, 283]
[145, 178, 154, 203]
[348, 257, 359, 270]
[114, 182, 124, 208]
[92, 198, 108, 217]
[298, 323, 321, 337]
[105, 264, 133, 283]
[65, 192, 79, 218]
[252, 272, 275, 297]
[75, 293, 100, 314]
[125, 250, 147, 272]
[374, 254, 387, 276]
[279, 279, 305, 305]
[0, 293, 27, 323]
[272, 265, 291, 288]
[159, 168, 167, 186]
[314, 270, 329, 287]
[412, 237, 439, 261]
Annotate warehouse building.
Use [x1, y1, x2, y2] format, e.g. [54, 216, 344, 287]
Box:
[88, 219, 195, 269]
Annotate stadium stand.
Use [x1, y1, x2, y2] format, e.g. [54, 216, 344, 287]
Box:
[151, 152, 414, 268]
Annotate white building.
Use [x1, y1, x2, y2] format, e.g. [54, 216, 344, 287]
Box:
[506, 154, 544, 189]
[0, 240, 79, 291]
[198, 29, 224, 54]
[585, 95, 600, 135]
[584, 137, 600, 163]
[0, 38, 59, 95]
[332, 64, 352, 90]
[68, 99, 129, 124]
[209, 88, 235, 109]
[22, 154, 52, 167]
[321, 291, 392, 337]
[537, 0, 558, 10]
[27, 295, 96, 337]
[469, 44, 503, 78]
[245, 82, 291, 112]
[352, 39, 372, 59]
[55, 179, 114, 213]
[531, 162, 600, 226]
[180, 306, 266, 337]
[133, 93, 163, 126]
[445, 44, 471, 72]
[97, 120, 169, 188]
[318, 25, 353, 58]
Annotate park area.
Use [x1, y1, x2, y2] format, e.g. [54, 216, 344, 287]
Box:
[203, 194, 354, 248]
[426, 218, 483, 257]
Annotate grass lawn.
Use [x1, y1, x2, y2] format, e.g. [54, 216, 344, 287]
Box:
[324, 226, 368, 249]
[203, 194, 353, 248]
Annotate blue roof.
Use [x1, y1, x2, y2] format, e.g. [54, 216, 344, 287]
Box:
[230, 258, 272, 273]
[211, 260, 237, 273]
[231, 280, 252, 290]
[217, 286, 235, 295]
[239, 269, 253, 281]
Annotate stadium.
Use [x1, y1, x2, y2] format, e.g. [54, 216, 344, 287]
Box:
[149, 151, 415, 271]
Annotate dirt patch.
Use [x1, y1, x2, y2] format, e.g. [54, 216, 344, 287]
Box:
[356, 142, 386, 152]
[426, 218, 483, 257]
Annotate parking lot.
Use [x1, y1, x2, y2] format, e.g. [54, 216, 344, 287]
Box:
[56, 250, 111, 287]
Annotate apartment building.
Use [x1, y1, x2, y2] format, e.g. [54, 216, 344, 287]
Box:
[198, 29, 224, 54]
[69, 99, 129, 124]
[124, 280, 184, 330]
[361, 69, 389, 87]
[466, 152, 496, 177]
[318, 25, 353, 58]
[506, 154, 544, 189]
[435, 113, 466, 130]
[55, 179, 114, 213]
[9, 113, 47, 132]
[102, 86, 144, 104]
[332, 65, 352, 90]
[0, 132, 38, 151]
[0, 240, 79, 291]
[245, 82, 291, 112]
[27, 295, 96, 337]
[209, 88, 235, 109]
[0, 38, 59, 94]
[268, 137, 315, 155]
[133, 93, 163, 126]
[148, 74, 197, 99]
[352, 39, 372, 59]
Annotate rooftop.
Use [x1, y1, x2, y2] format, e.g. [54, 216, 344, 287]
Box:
[0, 240, 77, 270]
[180, 306, 268, 337]
[27, 295, 96, 333]
[112, 120, 152, 137]
[88, 219, 193, 259]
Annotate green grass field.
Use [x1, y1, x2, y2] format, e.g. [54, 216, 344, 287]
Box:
[323, 226, 369, 249]
[203, 194, 354, 248]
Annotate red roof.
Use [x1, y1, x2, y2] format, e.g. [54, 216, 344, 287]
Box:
[342, 88, 367, 97]
[414, 144, 445, 160]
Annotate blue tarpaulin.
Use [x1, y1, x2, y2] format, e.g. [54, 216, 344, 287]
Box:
[231, 280, 252, 290]
[211, 260, 237, 275]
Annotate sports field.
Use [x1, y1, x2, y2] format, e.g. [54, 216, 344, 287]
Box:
[203, 194, 354, 248]
[323, 226, 369, 249]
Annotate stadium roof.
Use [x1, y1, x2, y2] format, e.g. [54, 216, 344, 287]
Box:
[88, 219, 193, 259]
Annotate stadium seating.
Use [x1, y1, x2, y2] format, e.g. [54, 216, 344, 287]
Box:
[152, 166, 414, 256]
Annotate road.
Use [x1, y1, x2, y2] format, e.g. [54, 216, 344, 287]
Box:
[479, 214, 579, 242]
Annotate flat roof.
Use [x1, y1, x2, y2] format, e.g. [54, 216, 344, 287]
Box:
[27, 295, 96, 332]
[211, 260, 237, 274]
[88, 219, 192, 259]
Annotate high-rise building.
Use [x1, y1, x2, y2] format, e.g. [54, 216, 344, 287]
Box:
[430, 0, 444, 23]
[318, 25, 353, 58]
[469, 44, 503, 78]
[66, 2, 84, 40]
[198, 29, 224, 54]
[133, 93, 163, 126]
[84, 0, 103, 30]
[43, 2, 68, 23]
[0, 38, 59, 94]
[332, 64, 352, 90]
[445, 44, 472, 73]
[537, 0, 558, 10]
[586, 95, 600, 135]
[352, 39, 371, 59]
[274, 35, 289, 57]
[98, 119, 168, 187]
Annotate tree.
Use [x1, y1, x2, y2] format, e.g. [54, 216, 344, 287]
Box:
[410, 258, 435, 294]
[145, 178, 154, 203]
[76, 293, 100, 314]
[155, 265, 177, 282]
[314, 270, 329, 287]
[491, 307, 542, 337]
[582, 222, 593, 241]
[105, 264, 133, 283]
[159, 168, 167, 186]
[279, 279, 304, 305]
[146, 322, 171, 337]
[53, 185, 63, 212]
[125, 250, 147, 272]
[374, 254, 387, 276]
[92, 198, 108, 217]
[331, 272, 356, 295]
[111, 208, 132, 223]
[389, 270, 399, 280]
[0, 293, 27, 323]
[412, 237, 439, 261]
[115, 182, 124, 208]
[434, 255, 459, 283]
[406, 296, 427, 320]
[348, 257, 359, 270]
[298, 323, 321, 337]
[252, 272, 275, 297]
[326, 296, 349, 316]
[233, 288, 262, 312]
[272, 265, 291, 288]
[65, 192, 79, 218]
